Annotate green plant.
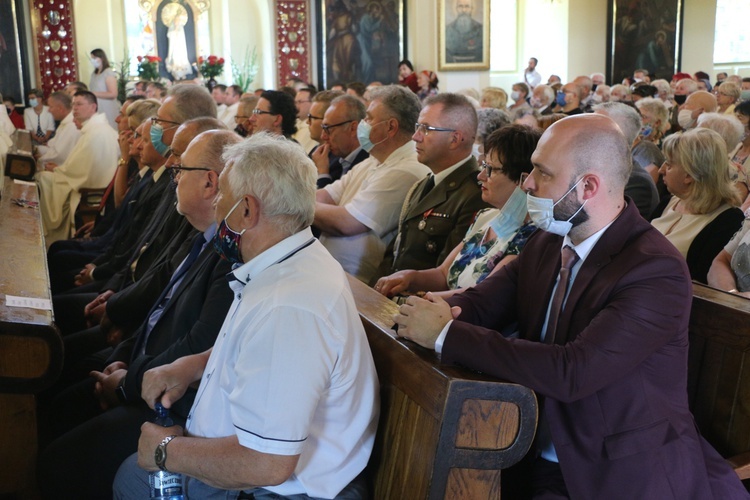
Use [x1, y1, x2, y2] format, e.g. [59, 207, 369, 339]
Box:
[231, 46, 259, 93]
[116, 51, 130, 103]
[137, 55, 162, 82]
[197, 55, 225, 79]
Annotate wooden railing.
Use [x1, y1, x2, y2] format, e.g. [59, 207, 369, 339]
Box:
[0, 180, 62, 496]
[348, 276, 538, 499]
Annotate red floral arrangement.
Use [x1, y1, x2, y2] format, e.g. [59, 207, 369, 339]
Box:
[137, 55, 162, 81]
[197, 55, 225, 79]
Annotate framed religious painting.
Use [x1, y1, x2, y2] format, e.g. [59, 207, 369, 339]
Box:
[1, 0, 32, 103]
[315, 0, 407, 89]
[438, 0, 490, 71]
[607, 0, 683, 84]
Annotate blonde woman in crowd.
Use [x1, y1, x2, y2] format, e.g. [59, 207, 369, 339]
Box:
[651, 128, 743, 283]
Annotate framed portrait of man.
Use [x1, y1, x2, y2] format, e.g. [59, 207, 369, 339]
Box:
[439, 0, 490, 71]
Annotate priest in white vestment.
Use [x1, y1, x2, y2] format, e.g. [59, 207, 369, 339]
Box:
[37, 91, 118, 245]
[35, 91, 81, 170]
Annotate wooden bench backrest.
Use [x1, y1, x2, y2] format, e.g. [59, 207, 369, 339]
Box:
[689, 283, 750, 459]
[348, 276, 538, 499]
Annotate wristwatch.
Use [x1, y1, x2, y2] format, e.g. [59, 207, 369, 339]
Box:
[155, 435, 177, 471]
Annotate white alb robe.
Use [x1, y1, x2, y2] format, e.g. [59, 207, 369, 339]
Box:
[37, 113, 119, 244]
[36, 112, 81, 169]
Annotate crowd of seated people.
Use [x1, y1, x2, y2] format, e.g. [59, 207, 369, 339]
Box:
[6, 57, 750, 499]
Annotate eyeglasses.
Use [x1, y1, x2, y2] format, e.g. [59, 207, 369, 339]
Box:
[169, 164, 212, 180]
[414, 123, 456, 136]
[321, 120, 354, 134]
[480, 160, 504, 178]
[252, 109, 276, 116]
[307, 113, 324, 122]
[151, 116, 181, 127]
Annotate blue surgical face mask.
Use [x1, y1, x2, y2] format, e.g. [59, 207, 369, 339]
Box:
[212, 197, 246, 264]
[640, 124, 653, 138]
[555, 91, 567, 107]
[526, 177, 587, 237]
[150, 122, 173, 157]
[356, 120, 387, 153]
[29, 98, 39, 108]
[741, 90, 750, 102]
[489, 187, 528, 239]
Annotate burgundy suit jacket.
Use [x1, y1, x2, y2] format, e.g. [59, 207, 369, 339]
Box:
[444, 200, 747, 499]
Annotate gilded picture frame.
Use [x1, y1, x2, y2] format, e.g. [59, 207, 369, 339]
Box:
[438, 0, 490, 71]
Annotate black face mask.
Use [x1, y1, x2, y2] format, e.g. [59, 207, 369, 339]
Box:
[234, 124, 248, 138]
[591, 84, 598, 92]
[673, 94, 687, 105]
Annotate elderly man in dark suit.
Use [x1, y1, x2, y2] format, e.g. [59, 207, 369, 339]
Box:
[37, 130, 242, 499]
[395, 114, 747, 499]
[381, 92, 488, 276]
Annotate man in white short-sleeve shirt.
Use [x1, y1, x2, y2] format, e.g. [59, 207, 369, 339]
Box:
[114, 133, 379, 500]
[315, 85, 430, 284]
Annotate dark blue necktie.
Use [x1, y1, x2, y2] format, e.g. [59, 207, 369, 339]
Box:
[132, 233, 205, 357]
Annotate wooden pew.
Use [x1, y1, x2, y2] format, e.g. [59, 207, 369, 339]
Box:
[689, 283, 750, 480]
[0, 180, 63, 496]
[348, 276, 538, 499]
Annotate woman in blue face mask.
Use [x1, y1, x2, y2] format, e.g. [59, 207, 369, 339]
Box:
[374, 125, 541, 299]
[89, 48, 120, 129]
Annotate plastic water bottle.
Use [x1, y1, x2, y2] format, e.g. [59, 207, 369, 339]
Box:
[149, 403, 185, 500]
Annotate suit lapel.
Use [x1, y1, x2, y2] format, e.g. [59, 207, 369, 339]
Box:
[405, 158, 479, 219]
[553, 200, 645, 344]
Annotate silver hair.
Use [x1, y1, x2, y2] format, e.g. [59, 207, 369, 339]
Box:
[367, 85, 422, 139]
[223, 132, 316, 235]
[167, 85, 218, 122]
[476, 108, 511, 143]
[593, 101, 642, 144]
[697, 112, 745, 151]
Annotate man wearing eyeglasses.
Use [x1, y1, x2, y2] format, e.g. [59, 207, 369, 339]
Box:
[314, 94, 369, 188]
[315, 85, 429, 283]
[381, 93, 488, 276]
[306, 90, 346, 188]
[38, 130, 239, 499]
[292, 86, 318, 152]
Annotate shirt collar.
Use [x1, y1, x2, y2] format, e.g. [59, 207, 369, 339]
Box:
[341, 146, 363, 166]
[152, 164, 167, 182]
[374, 140, 418, 169]
[433, 154, 472, 186]
[228, 227, 314, 286]
[563, 219, 615, 264]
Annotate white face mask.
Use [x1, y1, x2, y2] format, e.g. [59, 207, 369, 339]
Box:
[511, 91, 521, 102]
[471, 142, 481, 159]
[530, 97, 542, 109]
[91, 57, 102, 69]
[678, 109, 696, 130]
[591, 93, 603, 104]
[526, 177, 587, 237]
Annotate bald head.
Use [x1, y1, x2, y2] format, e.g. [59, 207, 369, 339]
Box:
[573, 76, 593, 94]
[684, 91, 718, 113]
[543, 114, 631, 191]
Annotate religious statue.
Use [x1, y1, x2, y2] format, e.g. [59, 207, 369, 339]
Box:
[162, 2, 191, 80]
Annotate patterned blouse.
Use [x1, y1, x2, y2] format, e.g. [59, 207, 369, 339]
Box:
[446, 208, 536, 289]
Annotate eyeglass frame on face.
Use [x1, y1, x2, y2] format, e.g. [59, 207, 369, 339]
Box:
[321, 120, 354, 134]
[252, 108, 277, 116]
[169, 163, 212, 181]
[414, 122, 457, 136]
[151, 116, 181, 127]
[480, 160, 505, 178]
[307, 113, 324, 123]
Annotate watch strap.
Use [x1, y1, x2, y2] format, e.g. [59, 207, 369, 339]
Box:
[155, 434, 177, 471]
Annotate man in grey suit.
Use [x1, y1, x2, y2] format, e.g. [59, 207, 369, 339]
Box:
[382, 93, 489, 275]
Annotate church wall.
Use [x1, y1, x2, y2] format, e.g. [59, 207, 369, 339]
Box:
[64, 0, 720, 94]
